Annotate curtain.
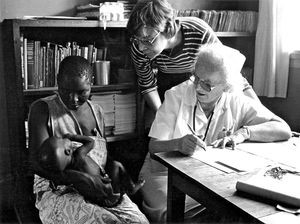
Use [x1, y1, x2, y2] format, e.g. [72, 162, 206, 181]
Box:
[253, 0, 300, 98]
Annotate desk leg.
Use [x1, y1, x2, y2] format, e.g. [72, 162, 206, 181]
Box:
[167, 170, 185, 223]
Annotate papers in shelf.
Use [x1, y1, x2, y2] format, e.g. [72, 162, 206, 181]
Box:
[92, 94, 115, 127]
[114, 93, 136, 135]
[91, 93, 136, 135]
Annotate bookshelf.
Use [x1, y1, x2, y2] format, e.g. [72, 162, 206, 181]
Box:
[2, 18, 145, 222]
[2, 18, 144, 146]
[175, 0, 259, 85]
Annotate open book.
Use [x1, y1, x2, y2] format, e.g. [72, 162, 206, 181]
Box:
[236, 165, 300, 207]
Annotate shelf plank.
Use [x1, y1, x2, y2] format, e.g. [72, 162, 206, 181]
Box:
[106, 133, 137, 142]
[23, 83, 136, 96]
[91, 83, 136, 92]
[216, 32, 255, 37]
[13, 19, 128, 28]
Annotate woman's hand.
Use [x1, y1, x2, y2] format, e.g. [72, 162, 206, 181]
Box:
[63, 169, 122, 207]
[179, 134, 206, 156]
[212, 127, 250, 150]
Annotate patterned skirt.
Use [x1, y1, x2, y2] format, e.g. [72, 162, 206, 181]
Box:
[34, 175, 149, 224]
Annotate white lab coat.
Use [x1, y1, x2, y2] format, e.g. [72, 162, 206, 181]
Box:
[139, 79, 281, 222]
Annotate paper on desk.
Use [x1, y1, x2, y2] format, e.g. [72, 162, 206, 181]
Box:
[235, 137, 300, 170]
[191, 146, 270, 173]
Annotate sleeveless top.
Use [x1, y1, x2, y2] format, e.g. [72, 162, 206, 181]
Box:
[32, 94, 107, 194]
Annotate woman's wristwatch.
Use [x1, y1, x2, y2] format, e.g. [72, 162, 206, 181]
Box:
[240, 126, 251, 140]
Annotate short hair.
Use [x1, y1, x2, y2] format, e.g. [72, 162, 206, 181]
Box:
[127, 0, 178, 38]
[195, 44, 245, 92]
[57, 56, 93, 84]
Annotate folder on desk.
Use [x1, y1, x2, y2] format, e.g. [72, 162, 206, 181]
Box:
[236, 165, 300, 207]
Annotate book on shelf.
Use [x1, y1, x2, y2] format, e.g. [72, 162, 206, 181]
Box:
[236, 165, 300, 207]
[21, 37, 101, 89]
[26, 39, 36, 89]
[177, 9, 258, 33]
[21, 34, 28, 90]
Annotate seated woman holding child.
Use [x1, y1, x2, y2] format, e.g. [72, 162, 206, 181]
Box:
[28, 56, 149, 223]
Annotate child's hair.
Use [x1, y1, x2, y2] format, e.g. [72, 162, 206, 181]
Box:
[195, 44, 245, 92]
[127, 0, 178, 38]
[57, 56, 93, 84]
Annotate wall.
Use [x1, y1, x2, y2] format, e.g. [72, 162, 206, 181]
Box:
[260, 53, 300, 132]
[0, 0, 100, 20]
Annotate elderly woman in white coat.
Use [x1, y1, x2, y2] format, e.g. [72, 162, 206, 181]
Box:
[138, 44, 292, 223]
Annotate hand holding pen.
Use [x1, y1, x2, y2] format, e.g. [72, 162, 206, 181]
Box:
[186, 123, 207, 151]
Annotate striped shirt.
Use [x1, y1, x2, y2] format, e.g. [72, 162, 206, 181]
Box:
[131, 17, 220, 95]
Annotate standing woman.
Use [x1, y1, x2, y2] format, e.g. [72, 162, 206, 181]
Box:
[127, 0, 259, 112]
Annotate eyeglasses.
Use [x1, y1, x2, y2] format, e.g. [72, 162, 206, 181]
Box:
[130, 30, 160, 46]
[190, 74, 217, 92]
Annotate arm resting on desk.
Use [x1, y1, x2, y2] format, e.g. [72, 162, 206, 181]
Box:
[246, 120, 292, 142]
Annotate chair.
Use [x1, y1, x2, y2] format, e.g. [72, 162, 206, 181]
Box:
[13, 155, 41, 224]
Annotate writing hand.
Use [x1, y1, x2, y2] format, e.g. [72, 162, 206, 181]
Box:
[187, 124, 206, 151]
[179, 134, 206, 156]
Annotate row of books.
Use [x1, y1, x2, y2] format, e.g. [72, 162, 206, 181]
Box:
[177, 9, 258, 33]
[92, 93, 136, 136]
[20, 35, 107, 89]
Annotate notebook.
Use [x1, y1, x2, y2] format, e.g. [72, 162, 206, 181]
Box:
[236, 165, 300, 207]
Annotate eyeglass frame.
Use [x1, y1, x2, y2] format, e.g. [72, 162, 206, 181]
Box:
[190, 73, 218, 92]
[130, 29, 160, 46]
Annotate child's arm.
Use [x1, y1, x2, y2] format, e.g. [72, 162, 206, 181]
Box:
[64, 134, 94, 156]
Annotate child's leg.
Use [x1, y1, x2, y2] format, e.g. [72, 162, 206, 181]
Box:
[106, 158, 145, 195]
[119, 167, 145, 195]
[105, 159, 122, 193]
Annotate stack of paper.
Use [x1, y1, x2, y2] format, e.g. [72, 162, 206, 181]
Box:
[235, 139, 300, 170]
[113, 93, 136, 135]
[92, 94, 115, 135]
[191, 146, 270, 173]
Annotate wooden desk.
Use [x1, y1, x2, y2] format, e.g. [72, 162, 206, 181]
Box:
[152, 150, 300, 224]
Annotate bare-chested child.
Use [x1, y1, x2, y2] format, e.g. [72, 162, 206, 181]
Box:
[38, 133, 145, 207]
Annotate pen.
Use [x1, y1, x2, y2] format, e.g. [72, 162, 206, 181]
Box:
[187, 123, 206, 151]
